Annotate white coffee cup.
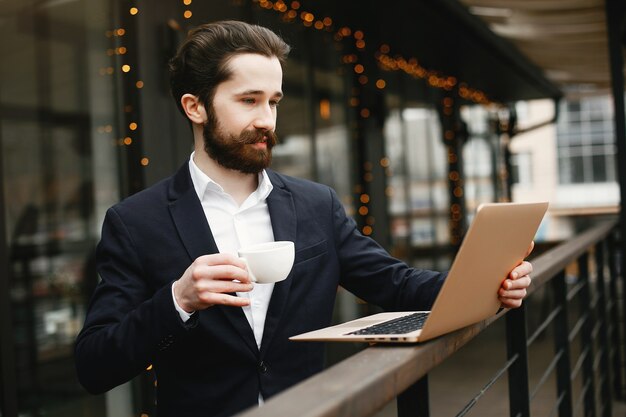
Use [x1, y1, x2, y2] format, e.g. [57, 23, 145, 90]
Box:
[238, 241, 295, 284]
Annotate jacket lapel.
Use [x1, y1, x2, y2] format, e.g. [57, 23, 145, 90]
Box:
[260, 171, 297, 356]
[167, 164, 258, 356]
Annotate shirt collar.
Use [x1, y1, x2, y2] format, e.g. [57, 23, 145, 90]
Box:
[188, 152, 273, 202]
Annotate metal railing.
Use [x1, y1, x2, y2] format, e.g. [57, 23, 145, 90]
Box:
[236, 219, 624, 417]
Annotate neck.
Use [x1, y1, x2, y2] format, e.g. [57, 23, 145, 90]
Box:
[193, 144, 259, 206]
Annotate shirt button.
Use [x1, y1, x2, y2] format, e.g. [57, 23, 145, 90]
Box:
[258, 361, 268, 373]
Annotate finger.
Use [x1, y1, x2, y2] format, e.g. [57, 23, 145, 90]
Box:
[525, 241, 535, 258]
[498, 288, 527, 300]
[196, 252, 248, 270]
[502, 275, 531, 290]
[191, 264, 251, 284]
[510, 261, 533, 279]
[199, 292, 251, 307]
[195, 279, 254, 294]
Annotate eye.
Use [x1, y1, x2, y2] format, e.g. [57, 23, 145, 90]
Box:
[241, 98, 256, 105]
[270, 100, 280, 108]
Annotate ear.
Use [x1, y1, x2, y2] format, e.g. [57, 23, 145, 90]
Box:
[180, 94, 207, 125]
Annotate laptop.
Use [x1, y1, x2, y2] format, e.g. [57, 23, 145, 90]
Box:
[290, 201, 549, 343]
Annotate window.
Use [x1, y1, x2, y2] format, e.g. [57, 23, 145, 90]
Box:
[557, 96, 616, 184]
[511, 152, 533, 185]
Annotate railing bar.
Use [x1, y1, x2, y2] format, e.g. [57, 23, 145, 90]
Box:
[572, 379, 591, 417]
[570, 345, 590, 381]
[592, 349, 604, 372]
[527, 306, 563, 347]
[530, 351, 563, 400]
[578, 252, 597, 416]
[607, 323, 614, 335]
[568, 312, 590, 343]
[590, 293, 600, 309]
[566, 280, 587, 302]
[548, 392, 566, 417]
[506, 306, 531, 417]
[591, 320, 601, 340]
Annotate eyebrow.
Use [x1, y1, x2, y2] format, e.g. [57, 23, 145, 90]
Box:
[237, 90, 283, 99]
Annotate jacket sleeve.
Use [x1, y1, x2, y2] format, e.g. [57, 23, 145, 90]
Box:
[330, 188, 447, 311]
[74, 207, 196, 394]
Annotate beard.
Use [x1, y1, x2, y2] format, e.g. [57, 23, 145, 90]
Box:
[202, 110, 278, 175]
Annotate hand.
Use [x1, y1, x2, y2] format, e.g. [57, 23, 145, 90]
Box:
[498, 241, 534, 309]
[173, 253, 253, 312]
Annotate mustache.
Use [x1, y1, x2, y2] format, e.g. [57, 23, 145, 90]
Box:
[237, 129, 278, 146]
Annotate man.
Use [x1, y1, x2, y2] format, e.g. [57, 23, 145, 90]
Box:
[75, 21, 533, 417]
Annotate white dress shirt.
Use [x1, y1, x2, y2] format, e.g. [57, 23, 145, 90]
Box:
[172, 152, 276, 350]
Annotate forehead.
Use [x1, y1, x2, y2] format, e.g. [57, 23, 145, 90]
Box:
[221, 53, 283, 94]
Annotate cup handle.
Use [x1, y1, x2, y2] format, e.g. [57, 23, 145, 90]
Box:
[240, 257, 257, 283]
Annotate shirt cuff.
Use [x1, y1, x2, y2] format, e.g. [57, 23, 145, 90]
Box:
[171, 281, 194, 322]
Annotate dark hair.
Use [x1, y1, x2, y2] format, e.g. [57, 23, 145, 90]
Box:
[169, 20, 290, 116]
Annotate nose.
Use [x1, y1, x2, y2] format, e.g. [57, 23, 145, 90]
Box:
[252, 103, 276, 131]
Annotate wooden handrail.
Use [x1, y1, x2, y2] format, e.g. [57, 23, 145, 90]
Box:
[529, 220, 616, 293]
[235, 219, 619, 417]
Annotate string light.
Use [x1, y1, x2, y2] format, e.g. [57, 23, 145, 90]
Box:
[129, 7, 139, 15]
[250, 2, 500, 241]
[376, 51, 489, 104]
[319, 99, 331, 120]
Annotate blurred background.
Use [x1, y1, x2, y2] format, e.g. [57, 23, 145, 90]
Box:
[0, 0, 624, 416]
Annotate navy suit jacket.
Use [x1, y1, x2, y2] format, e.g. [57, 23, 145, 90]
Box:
[75, 163, 446, 417]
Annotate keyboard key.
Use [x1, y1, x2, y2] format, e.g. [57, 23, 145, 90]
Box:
[346, 312, 430, 335]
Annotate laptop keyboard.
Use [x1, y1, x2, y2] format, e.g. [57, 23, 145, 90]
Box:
[346, 312, 430, 335]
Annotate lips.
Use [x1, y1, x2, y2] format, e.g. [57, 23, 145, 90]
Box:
[239, 129, 277, 148]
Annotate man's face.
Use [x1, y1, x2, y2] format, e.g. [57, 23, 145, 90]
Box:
[203, 53, 283, 174]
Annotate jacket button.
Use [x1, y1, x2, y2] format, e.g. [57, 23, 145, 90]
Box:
[258, 361, 268, 373]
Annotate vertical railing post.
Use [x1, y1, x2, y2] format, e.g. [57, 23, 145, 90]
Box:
[397, 375, 429, 417]
[578, 253, 597, 417]
[551, 271, 573, 417]
[506, 304, 530, 417]
[594, 242, 612, 417]
[607, 232, 624, 399]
